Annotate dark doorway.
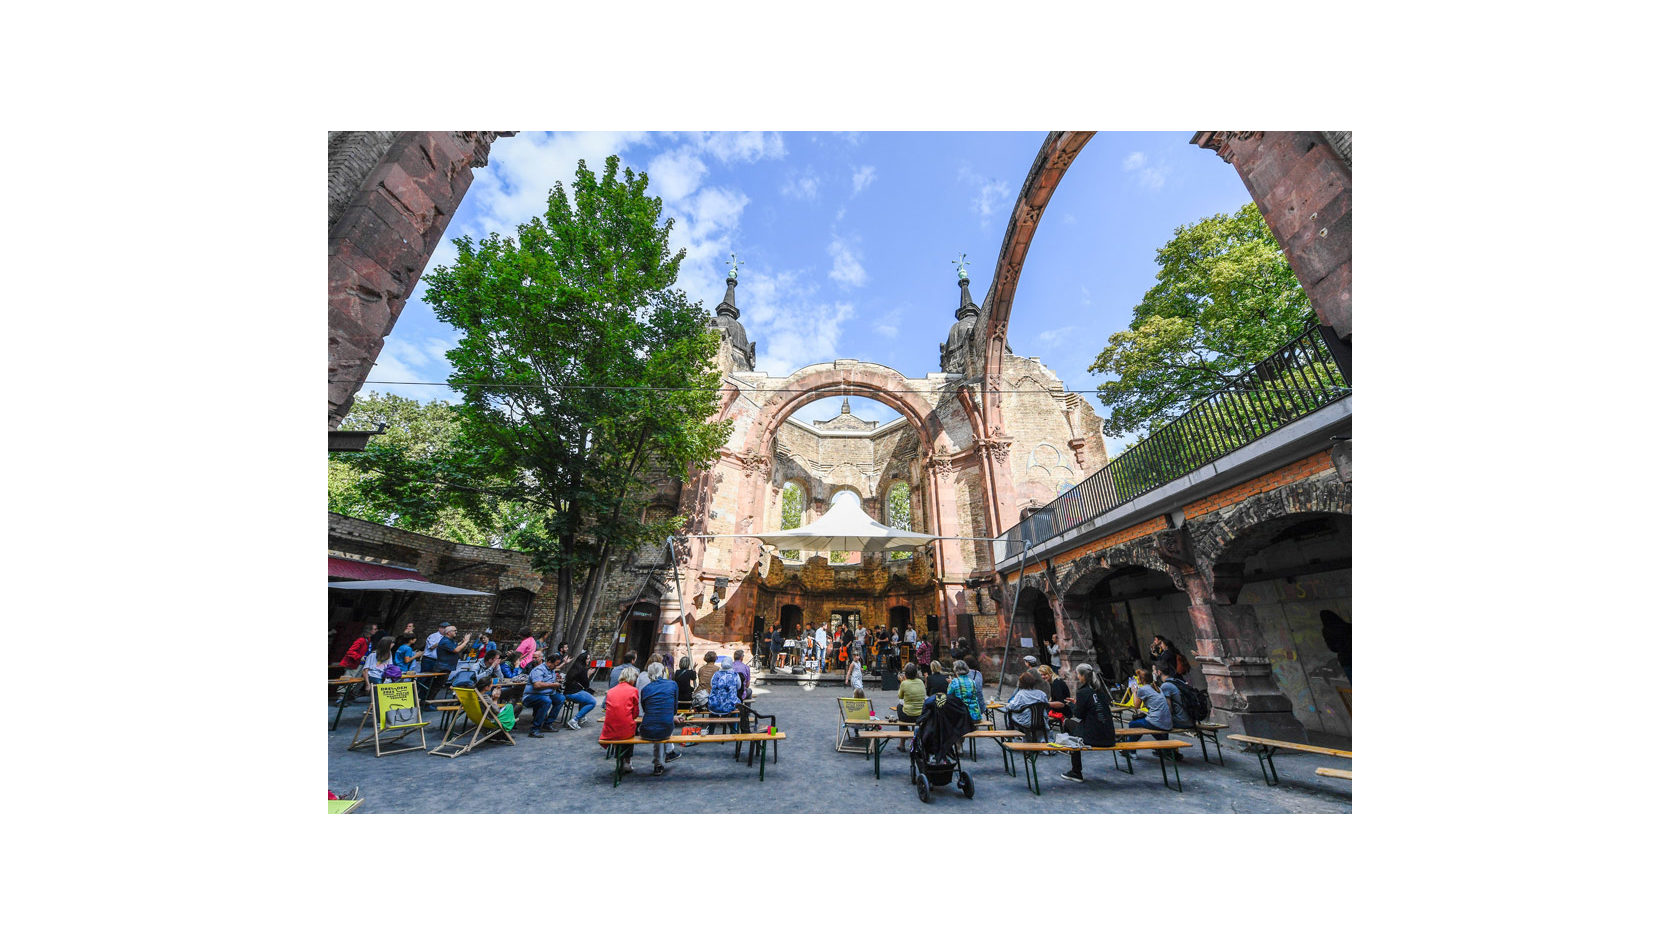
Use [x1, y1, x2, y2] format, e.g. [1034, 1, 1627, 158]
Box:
[779, 604, 804, 633]
[627, 618, 656, 665]
[889, 606, 910, 632]
[925, 615, 939, 659]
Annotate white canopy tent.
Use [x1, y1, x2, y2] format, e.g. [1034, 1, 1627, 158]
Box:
[704, 490, 940, 552]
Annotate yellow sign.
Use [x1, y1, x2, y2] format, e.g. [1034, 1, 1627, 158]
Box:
[374, 681, 425, 731]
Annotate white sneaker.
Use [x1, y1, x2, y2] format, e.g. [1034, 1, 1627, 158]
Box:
[566, 718, 581, 730]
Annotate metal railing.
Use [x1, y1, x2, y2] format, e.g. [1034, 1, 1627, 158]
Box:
[1000, 325, 1350, 554]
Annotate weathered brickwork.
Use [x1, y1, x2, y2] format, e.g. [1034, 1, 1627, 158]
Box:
[327, 131, 513, 428]
[1182, 450, 1337, 519]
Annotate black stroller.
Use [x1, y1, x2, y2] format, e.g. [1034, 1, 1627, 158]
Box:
[909, 693, 976, 803]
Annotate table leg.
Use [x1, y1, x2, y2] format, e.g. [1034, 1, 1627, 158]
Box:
[759, 739, 768, 782]
[873, 739, 882, 780]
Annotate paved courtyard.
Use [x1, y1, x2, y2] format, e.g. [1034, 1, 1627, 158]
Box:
[327, 677, 1352, 814]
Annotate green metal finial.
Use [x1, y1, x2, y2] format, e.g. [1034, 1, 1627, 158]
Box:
[727, 253, 740, 281]
[952, 253, 969, 281]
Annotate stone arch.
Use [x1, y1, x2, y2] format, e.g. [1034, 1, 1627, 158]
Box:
[745, 362, 952, 456]
[1198, 475, 1352, 569]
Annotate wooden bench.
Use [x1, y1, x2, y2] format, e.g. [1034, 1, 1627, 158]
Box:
[1004, 740, 1194, 795]
[855, 730, 1024, 780]
[1170, 723, 1228, 765]
[598, 732, 785, 786]
[1227, 734, 1353, 786]
[1316, 767, 1352, 781]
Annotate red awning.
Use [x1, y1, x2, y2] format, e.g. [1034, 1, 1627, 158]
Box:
[328, 556, 423, 581]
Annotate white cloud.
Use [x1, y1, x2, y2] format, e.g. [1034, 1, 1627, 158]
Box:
[1123, 151, 1168, 190]
[647, 149, 708, 202]
[781, 168, 821, 201]
[462, 131, 651, 240]
[365, 336, 462, 403]
[1037, 325, 1077, 346]
[694, 131, 786, 163]
[851, 164, 877, 195]
[958, 163, 1012, 225]
[1080, 285, 1092, 306]
[827, 234, 868, 288]
[666, 186, 751, 302]
[736, 269, 858, 377]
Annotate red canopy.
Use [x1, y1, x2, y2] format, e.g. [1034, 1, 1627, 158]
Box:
[328, 556, 422, 581]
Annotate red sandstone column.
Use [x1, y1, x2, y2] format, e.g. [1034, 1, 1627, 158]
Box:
[1155, 527, 1307, 741]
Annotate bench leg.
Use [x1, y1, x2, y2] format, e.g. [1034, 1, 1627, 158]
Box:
[1255, 745, 1280, 786]
[1002, 742, 1016, 777]
[1026, 752, 1042, 795]
[1112, 749, 1120, 771]
[873, 739, 883, 781]
[1158, 750, 1182, 792]
[1120, 750, 1134, 775]
[613, 747, 625, 789]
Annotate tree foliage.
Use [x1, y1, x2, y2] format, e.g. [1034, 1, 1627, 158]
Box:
[779, 482, 804, 560]
[328, 392, 545, 548]
[1089, 202, 1315, 438]
[886, 481, 913, 560]
[418, 155, 731, 648]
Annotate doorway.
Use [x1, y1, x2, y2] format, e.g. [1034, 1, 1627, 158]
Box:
[889, 606, 910, 633]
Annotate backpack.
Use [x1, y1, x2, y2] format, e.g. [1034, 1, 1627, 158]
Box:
[1173, 677, 1211, 723]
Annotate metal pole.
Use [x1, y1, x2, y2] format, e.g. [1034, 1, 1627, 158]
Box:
[667, 536, 693, 665]
[995, 542, 1032, 705]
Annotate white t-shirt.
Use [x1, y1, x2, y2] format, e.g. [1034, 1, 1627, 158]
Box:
[424, 632, 443, 658]
[904, 628, 917, 644]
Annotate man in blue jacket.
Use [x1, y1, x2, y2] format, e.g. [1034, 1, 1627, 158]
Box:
[638, 661, 682, 775]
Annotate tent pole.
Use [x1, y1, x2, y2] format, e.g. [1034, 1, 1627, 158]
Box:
[667, 536, 692, 665]
[995, 542, 1032, 705]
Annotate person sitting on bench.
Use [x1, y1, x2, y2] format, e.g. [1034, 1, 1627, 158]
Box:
[674, 656, 697, 712]
[561, 649, 599, 729]
[1004, 670, 1050, 742]
[893, 662, 927, 752]
[638, 661, 682, 775]
[523, 651, 566, 738]
[600, 666, 643, 774]
[1061, 663, 1116, 784]
[947, 660, 983, 722]
[1158, 668, 1195, 762]
[1122, 668, 1173, 750]
[708, 655, 743, 716]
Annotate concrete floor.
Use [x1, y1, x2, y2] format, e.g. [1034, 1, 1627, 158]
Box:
[327, 677, 1352, 814]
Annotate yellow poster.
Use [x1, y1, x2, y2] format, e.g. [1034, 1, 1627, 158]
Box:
[374, 681, 425, 731]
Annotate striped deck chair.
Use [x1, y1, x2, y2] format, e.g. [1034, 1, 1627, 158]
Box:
[429, 686, 517, 758]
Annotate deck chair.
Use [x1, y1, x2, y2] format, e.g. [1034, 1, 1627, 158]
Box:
[428, 686, 517, 758]
[348, 680, 429, 756]
[837, 697, 875, 753]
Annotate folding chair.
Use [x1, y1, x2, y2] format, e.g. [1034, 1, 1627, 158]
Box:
[348, 680, 428, 756]
[836, 697, 875, 753]
[429, 686, 517, 758]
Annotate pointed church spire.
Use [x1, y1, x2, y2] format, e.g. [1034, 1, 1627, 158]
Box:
[952, 252, 980, 321]
[716, 253, 740, 320]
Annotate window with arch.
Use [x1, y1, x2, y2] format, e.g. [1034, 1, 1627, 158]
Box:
[887, 481, 913, 560]
[779, 481, 805, 560]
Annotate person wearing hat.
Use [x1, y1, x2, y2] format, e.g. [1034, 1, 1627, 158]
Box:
[419, 624, 461, 700]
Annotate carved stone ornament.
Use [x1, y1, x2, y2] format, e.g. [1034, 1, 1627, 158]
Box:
[977, 439, 1012, 461]
[1153, 525, 1198, 574]
[738, 450, 772, 475]
[1202, 131, 1265, 164]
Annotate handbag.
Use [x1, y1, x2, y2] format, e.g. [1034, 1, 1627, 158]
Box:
[385, 706, 418, 726]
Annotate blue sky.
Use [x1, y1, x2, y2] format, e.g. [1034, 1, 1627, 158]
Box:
[364, 131, 1254, 455]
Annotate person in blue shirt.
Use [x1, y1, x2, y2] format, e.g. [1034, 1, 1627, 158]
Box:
[638, 661, 683, 775]
[522, 652, 566, 737]
[393, 628, 418, 674]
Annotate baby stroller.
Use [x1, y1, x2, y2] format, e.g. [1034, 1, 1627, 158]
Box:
[909, 694, 976, 803]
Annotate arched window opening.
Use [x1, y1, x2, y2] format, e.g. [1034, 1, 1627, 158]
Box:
[887, 481, 913, 560]
[780, 481, 806, 561]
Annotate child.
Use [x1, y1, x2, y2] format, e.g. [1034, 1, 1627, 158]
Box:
[475, 675, 518, 731]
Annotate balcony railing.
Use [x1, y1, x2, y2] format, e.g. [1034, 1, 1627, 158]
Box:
[999, 325, 1350, 555]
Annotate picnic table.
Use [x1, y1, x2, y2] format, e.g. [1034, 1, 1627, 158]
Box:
[1004, 739, 1195, 794]
[599, 732, 786, 786]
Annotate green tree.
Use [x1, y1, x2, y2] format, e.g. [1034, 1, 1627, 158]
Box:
[779, 482, 804, 561]
[328, 391, 544, 548]
[1089, 202, 1315, 438]
[886, 481, 912, 560]
[421, 155, 731, 650]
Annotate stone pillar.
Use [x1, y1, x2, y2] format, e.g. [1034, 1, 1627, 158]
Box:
[1155, 527, 1306, 741]
[1192, 131, 1351, 343]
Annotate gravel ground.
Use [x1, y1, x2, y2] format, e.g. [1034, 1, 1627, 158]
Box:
[327, 676, 1352, 814]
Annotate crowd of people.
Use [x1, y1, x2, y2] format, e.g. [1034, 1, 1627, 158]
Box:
[767, 621, 947, 678]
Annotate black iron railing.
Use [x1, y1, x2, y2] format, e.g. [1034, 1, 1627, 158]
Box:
[999, 325, 1350, 554]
